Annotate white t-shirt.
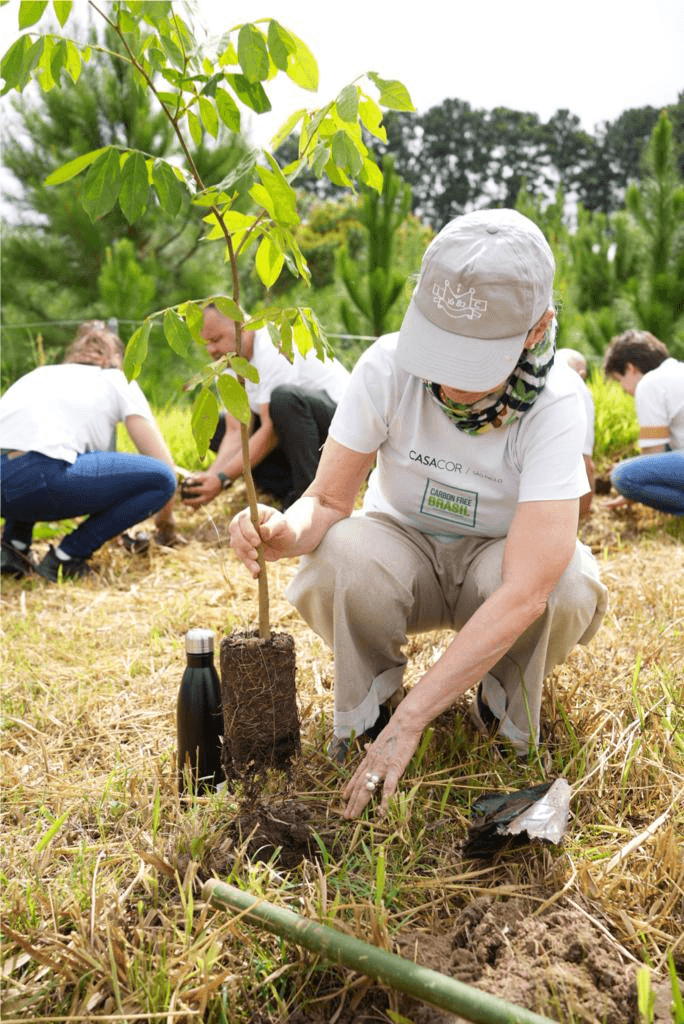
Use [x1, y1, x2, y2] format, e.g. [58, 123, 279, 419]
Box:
[555, 364, 595, 456]
[329, 334, 588, 541]
[635, 357, 684, 450]
[243, 329, 350, 413]
[0, 363, 153, 464]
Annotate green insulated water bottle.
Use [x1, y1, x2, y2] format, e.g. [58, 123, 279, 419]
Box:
[176, 628, 225, 795]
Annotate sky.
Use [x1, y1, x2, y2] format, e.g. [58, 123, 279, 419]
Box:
[189, 0, 684, 146]
[0, 0, 682, 150]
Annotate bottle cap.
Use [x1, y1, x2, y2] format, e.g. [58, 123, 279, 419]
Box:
[185, 628, 215, 654]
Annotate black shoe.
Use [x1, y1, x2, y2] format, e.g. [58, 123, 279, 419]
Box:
[327, 700, 396, 765]
[468, 683, 528, 760]
[469, 682, 500, 736]
[1, 541, 34, 579]
[36, 546, 95, 582]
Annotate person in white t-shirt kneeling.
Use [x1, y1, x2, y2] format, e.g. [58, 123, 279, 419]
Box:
[0, 328, 178, 582]
[181, 304, 350, 511]
[229, 209, 609, 820]
[603, 330, 684, 517]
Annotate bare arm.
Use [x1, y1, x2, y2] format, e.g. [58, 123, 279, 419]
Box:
[343, 496, 580, 818]
[579, 453, 594, 518]
[228, 437, 377, 576]
[182, 404, 281, 508]
[124, 414, 178, 533]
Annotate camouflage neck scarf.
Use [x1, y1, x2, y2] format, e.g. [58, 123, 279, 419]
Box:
[424, 330, 556, 436]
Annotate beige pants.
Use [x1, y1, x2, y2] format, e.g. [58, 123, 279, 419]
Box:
[286, 512, 608, 752]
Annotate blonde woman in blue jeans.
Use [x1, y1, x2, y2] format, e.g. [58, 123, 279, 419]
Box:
[1, 328, 178, 581]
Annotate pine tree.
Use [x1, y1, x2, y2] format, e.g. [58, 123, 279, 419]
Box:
[623, 112, 684, 354]
[1, 24, 251, 391]
[338, 155, 413, 339]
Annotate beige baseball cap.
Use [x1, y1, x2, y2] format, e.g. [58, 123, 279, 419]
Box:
[397, 208, 555, 390]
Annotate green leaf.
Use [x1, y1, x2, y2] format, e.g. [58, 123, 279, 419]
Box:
[50, 37, 68, 84]
[64, 39, 82, 83]
[331, 131, 363, 176]
[123, 321, 151, 380]
[249, 182, 277, 222]
[214, 296, 244, 321]
[158, 31, 184, 70]
[225, 73, 271, 114]
[163, 309, 194, 357]
[81, 148, 121, 221]
[44, 148, 106, 186]
[255, 234, 284, 288]
[53, 1, 73, 27]
[218, 41, 239, 67]
[270, 108, 306, 152]
[359, 156, 384, 192]
[37, 35, 56, 91]
[152, 159, 185, 216]
[292, 311, 314, 357]
[228, 356, 259, 383]
[284, 31, 318, 91]
[187, 109, 202, 147]
[667, 951, 684, 1018]
[177, 301, 204, 342]
[257, 155, 298, 225]
[198, 95, 218, 138]
[215, 87, 240, 131]
[636, 967, 654, 1021]
[119, 7, 139, 35]
[237, 23, 270, 83]
[267, 20, 296, 72]
[1, 35, 42, 94]
[358, 95, 387, 141]
[19, 0, 47, 28]
[217, 374, 251, 425]
[324, 156, 351, 188]
[367, 72, 415, 112]
[119, 151, 149, 223]
[191, 387, 219, 459]
[336, 84, 359, 123]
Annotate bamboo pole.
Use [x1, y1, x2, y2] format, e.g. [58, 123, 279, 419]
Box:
[202, 879, 556, 1024]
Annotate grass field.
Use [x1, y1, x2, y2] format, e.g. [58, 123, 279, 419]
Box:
[1, 467, 683, 1023]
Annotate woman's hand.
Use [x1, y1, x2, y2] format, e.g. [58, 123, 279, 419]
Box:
[603, 494, 632, 511]
[342, 709, 424, 819]
[228, 503, 296, 577]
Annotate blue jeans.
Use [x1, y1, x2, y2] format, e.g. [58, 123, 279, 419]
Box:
[1, 450, 176, 558]
[611, 451, 684, 516]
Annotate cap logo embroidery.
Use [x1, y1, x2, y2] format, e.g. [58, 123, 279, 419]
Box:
[432, 280, 487, 321]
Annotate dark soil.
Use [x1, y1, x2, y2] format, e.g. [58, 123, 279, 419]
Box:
[202, 799, 679, 1024]
[219, 629, 300, 776]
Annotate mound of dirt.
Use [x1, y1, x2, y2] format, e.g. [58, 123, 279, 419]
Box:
[199, 801, 657, 1023]
[396, 895, 637, 1023]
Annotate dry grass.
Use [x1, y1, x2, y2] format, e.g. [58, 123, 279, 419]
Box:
[1, 487, 682, 1023]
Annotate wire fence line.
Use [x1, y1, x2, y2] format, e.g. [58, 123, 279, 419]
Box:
[2, 318, 377, 343]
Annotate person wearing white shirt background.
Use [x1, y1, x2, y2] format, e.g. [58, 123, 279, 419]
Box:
[229, 208, 608, 820]
[603, 330, 684, 516]
[0, 327, 178, 581]
[181, 304, 350, 511]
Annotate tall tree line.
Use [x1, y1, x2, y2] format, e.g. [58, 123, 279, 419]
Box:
[2, 24, 682, 398]
[279, 93, 684, 227]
